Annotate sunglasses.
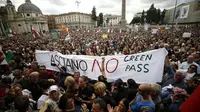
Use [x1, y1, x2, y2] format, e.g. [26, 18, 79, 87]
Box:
[190, 67, 196, 70]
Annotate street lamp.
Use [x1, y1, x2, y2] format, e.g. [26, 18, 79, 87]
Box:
[75, 0, 81, 29]
[172, 0, 178, 28]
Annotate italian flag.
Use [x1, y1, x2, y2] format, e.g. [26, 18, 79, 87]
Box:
[119, 29, 122, 34]
[32, 27, 41, 39]
[106, 28, 113, 33]
[32, 27, 37, 36]
[8, 28, 16, 37]
[93, 29, 96, 32]
[66, 28, 70, 33]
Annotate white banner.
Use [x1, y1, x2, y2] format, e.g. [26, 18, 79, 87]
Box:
[35, 48, 168, 84]
[180, 5, 190, 19]
[182, 32, 191, 38]
[152, 29, 158, 34]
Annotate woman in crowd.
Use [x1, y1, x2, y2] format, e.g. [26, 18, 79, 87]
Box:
[76, 76, 94, 110]
[107, 98, 129, 112]
[59, 93, 75, 112]
[64, 76, 76, 94]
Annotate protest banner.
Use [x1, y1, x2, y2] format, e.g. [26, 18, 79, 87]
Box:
[35, 48, 168, 84]
[51, 32, 59, 39]
[182, 32, 191, 38]
[152, 29, 158, 34]
[102, 34, 108, 39]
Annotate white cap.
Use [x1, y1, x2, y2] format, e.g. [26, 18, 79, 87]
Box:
[48, 85, 59, 93]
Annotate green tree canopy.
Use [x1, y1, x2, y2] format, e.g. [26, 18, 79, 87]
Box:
[91, 6, 97, 21]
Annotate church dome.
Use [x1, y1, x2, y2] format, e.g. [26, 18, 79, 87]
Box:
[18, 0, 42, 14]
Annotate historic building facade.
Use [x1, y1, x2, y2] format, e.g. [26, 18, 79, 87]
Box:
[103, 14, 122, 27]
[55, 12, 95, 29]
[0, 0, 49, 35]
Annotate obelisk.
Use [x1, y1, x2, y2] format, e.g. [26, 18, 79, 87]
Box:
[121, 0, 127, 27]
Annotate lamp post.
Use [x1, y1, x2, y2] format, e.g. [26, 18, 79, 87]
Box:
[172, 0, 178, 28]
[75, 0, 81, 29]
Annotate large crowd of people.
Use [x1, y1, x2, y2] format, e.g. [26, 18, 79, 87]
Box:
[0, 24, 200, 112]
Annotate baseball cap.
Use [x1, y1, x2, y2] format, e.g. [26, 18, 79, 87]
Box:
[48, 85, 59, 93]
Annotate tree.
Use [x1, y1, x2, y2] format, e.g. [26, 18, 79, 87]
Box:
[141, 10, 145, 24]
[130, 17, 141, 24]
[97, 13, 103, 27]
[156, 9, 161, 24]
[91, 6, 97, 21]
[146, 4, 157, 24]
[161, 9, 167, 24]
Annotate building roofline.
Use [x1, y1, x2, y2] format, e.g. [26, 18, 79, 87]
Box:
[56, 12, 92, 16]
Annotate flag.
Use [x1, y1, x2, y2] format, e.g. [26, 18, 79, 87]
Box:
[180, 5, 190, 18]
[32, 27, 40, 39]
[0, 46, 8, 65]
[11, 29, 16, 36]
[66, 28, 70, 33]
[180, 85, 200, 112]
[7, 28, 16, 37]
[83, 40, 89, 51]
[51, 32, 59, 39]
[60, 24, 65, 30]
[102, 34, 108, 39]
[32, 27, 37, 36]
[119, 29, 122, 34]
[105, 28, 113, 33]
[60, 24, 70, 33]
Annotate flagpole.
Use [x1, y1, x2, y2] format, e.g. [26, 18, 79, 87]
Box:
[172, 0, 178, 28]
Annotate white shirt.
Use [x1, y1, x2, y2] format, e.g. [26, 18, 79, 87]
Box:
[185, 72, 196, 80]
[179, 62, 200, 74]
[37, 94, 49, 109]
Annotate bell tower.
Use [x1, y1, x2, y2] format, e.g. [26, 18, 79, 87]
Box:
[6, 0, 16, 20]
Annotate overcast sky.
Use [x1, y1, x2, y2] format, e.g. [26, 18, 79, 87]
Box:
[0, 0, 196, 23]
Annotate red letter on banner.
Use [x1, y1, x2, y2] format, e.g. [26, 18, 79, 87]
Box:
[91, 59, 101, 72]
[106, 58, 119, 73]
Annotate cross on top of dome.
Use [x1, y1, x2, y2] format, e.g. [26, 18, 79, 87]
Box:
[25, 0, 31, 3]
[6, 0, 13, 5]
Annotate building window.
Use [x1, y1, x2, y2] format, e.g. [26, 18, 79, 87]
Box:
[12, 8, 14, 12]
[27, 14, 30, 16]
